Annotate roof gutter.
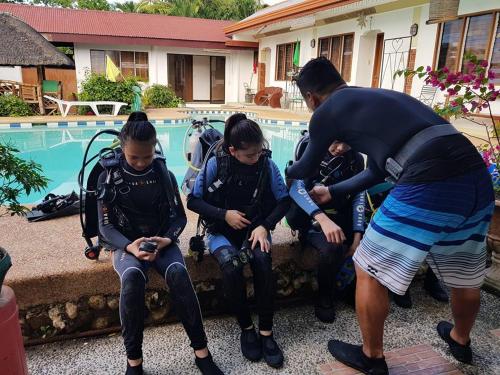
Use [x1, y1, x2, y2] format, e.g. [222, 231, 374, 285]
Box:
[224, 0, 361, 35]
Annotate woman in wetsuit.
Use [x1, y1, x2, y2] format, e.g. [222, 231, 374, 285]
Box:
[187, 113, 290, 369]
[97, 112, 223, 375]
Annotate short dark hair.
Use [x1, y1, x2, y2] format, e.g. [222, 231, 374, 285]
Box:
[224, 113, 264, 150]
[295, 57, 345, 96]
[119, 111, 157, 145]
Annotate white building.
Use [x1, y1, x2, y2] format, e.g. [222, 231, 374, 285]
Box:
[225, 0, 500, 114]
[0, 3, 258, 104]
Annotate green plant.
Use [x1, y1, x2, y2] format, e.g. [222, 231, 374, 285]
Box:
[78, 73, 138, 115]
[0, 94, 33, 117]
[143, 84, 183, 108]
[396, 53, 499, 193]
[0, 142, 49, 216]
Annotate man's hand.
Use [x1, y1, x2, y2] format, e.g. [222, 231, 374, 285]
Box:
[309, 185, 332, 205]
[249, 225, 270, 252]
[314, 213, 346, 244]
[225, 210, 251, 230]
[126, 237, 157, 262]
[150, 236, 172, 250]
[345, 232, 362, 258]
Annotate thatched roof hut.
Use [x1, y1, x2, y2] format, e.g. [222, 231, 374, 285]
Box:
[0, 12, 73, 67]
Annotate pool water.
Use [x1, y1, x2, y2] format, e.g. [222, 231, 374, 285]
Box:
[0, 122, 305, 203]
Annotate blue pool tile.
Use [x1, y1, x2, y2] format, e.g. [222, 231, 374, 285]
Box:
[10, 123, 21, 128]
[58, 122, 68, 127]
[285, 121, 292, 126]
[77, 121, 87, 127]
[114, 120, 123, 125]
[96, 121, 105, 126]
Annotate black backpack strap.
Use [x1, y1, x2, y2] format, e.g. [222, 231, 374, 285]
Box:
[153, 155, 179, 218]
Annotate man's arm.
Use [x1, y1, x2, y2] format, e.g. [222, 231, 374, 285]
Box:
[286, 108, 340, 179]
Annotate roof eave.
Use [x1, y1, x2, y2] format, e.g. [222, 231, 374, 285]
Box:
[224, 0, 361, 36]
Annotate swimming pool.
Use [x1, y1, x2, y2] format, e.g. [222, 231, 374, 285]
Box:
[0, 120, 306, 203]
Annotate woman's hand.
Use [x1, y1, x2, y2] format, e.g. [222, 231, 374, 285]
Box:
[309, 185, 332, 205]
[225, 210, 251, 230]
[126, 237, 157, 262]
[345, 232, 362, 258]
[249, 225, 270, 252]
[314, 213, 346, 244]
[150, 236, 172, 250]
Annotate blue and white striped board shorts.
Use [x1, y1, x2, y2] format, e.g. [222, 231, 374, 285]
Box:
[353, 167, 494, 295]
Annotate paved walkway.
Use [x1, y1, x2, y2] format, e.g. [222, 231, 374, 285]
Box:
[26, 285, 499, 375]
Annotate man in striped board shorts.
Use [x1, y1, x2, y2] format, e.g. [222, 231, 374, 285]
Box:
[285, 57, 494, 375]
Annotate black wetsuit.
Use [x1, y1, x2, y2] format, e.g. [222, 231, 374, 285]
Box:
[188, 154, 290, 331]
[97, 158, 207, 360]
[289, 149, 366, 300]
[286, 87, 485, 194]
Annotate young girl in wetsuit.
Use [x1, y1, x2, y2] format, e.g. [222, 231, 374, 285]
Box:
[97, 112, 223, 375]
[187, 113, 290, 369]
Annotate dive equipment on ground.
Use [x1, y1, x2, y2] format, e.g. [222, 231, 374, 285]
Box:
[26, 191, 80, 222]
[79, 129, 178, 260]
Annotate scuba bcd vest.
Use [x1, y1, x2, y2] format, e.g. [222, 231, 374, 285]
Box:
[286, 130, 361, 232]
[79, 129, 179, 260]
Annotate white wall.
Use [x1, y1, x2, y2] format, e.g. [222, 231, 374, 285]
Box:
[73, 43, 254, 104]
[193, 55, 210, 101]
[0, 66, 22, 82]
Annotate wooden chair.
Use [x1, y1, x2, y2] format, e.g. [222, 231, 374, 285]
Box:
[42, 80, 62, 115]
[254, 87, 283, 108]
[20, 83, 44, 114]
[0, 80, 20, 96]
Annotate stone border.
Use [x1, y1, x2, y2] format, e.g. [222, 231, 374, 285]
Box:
[20, 260, 317, 345]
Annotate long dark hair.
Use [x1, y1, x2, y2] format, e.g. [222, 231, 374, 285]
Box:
[223, 113, 264, 150]
[119, 111, 157, 146]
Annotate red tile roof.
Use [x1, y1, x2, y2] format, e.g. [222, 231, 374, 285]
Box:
[0, 4, 235, 45]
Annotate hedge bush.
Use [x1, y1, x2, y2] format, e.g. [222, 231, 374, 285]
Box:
[78, 74, 138, 115]
[143, 84, 183, 108]
[0, 94, 33, 117]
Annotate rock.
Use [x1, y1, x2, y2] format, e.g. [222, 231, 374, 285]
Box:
[310, 277, 319, 292]
[25, 310, 51, 331]
[91, 316, 109, 330]
[107, 297, 119, 311]
[150, 306, 168, 322]
[48, 307, 66, 331]
[277, 274, 290, 288]
[65, 302, 78, 320]
[246, 283, 254, 299]
[277, 285, 294, 297]
[88, 295, 106, 310]
[195, 281, 215, 293]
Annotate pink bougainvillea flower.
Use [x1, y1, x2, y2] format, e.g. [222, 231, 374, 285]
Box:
[479, 60, 489, 68]
[488, 70, 496, 79]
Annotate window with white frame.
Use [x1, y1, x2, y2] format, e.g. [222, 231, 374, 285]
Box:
[436, 11, 500, 85]
[318, 33, 354, 82]
[90, 50, 149, 81]
[275, 42, 295, 81]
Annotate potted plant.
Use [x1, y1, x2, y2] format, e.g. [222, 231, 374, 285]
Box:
[0, 142, 48, 289]
[397, 53, 500, 292]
